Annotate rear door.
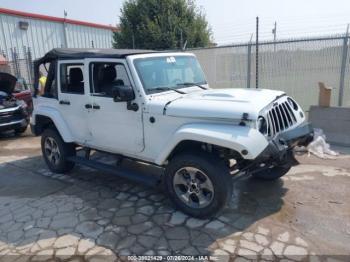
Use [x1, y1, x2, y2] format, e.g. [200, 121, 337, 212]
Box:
[57, 60, 92, 144]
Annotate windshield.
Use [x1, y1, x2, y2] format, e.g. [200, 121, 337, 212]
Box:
[134, 55, 207, 94]
[14, 78, 29, 92]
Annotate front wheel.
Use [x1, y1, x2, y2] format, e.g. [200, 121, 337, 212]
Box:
[41, 128, 76, 173]
[164, 151, 232, 219]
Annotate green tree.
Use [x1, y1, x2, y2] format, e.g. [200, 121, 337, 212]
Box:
[113, 0, 212, 50]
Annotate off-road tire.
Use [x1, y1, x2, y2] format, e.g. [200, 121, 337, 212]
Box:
[251, 166, 291, 180]
[41, 128, 76, 173]
[14, 125, 28, 134]
[164, 151, 232, 219]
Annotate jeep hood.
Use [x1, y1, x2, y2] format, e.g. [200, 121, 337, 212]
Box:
[163, 88, 285, 120]
[0, 72, 17, 95]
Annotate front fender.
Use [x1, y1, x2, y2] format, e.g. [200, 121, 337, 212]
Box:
[155, 123, 268, 165]
[32, 106, 74, 143]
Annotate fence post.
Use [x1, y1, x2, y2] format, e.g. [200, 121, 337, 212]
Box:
[62, 11, 69, 48]
[256, 16, 259, 89]
[338, 34, 349, 106]
[26, 47, 34, 86]
[247, 43, 252, 88]
[1, 49, 6, 59]
[11, 47, 21, 78]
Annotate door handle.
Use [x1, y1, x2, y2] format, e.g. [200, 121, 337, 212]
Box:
[93, 104, 100, 110]
[85, 104, 92, 109]
[59, 100, 70, 105]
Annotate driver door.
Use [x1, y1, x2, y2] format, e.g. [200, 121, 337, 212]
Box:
[85, 59, 144, 154]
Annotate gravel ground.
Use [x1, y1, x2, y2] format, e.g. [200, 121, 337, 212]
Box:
[0, 129, 349, 262]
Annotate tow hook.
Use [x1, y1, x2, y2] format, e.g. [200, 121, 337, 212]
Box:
[279, 138, 287, 145]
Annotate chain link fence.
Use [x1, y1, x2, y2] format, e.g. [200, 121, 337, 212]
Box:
[1, 36, 350, 112]
[0, 46, 34, 90]
[191, 35, 350, 112]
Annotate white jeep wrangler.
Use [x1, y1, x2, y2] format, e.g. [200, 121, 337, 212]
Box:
[31, 48, 313, 218]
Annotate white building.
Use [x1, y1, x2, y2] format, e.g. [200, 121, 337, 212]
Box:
[0, 7, 118, 60]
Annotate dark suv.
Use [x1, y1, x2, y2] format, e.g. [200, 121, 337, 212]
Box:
[0, 72, 30, 134]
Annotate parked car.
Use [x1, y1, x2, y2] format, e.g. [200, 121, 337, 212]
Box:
[13, 77, 34, 114]
[0, 72, 30, 134]
[31, 48, 313, 218]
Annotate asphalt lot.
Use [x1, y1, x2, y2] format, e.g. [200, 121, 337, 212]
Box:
[0, 129, 350, 262]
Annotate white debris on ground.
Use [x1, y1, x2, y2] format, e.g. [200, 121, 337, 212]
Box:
[296, 128, 339, 159]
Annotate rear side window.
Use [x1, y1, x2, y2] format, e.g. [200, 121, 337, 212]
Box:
[60, 64, 85, 94]
[38, 62, 57, 99]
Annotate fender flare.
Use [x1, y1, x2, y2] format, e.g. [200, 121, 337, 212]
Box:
[155, 123, 268, 165]
[33, 106, 74, 143]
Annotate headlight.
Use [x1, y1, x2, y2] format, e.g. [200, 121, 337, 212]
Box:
[257, 116, 267, 135]
[16, 100, 29, 115]
[17, 99, 27, 109]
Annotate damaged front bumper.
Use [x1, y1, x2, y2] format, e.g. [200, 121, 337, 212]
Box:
[0, 106, 29, 132]
[243, 122, 314, 172]
[0, 119, 28, 132]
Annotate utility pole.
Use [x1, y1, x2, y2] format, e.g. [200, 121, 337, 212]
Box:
[183, 40, 188, 50]
[132, 32, 135, 49]
[246, 34, 253, 89]
[180, 29, 183, 50]
[129, 21, 135, 49]
[338, 24, 349, 106]
[174, 26, 183, 50]
[256, 16, 259, 89]
[272, 21, 277, 51]
[62, 10, 68, 48]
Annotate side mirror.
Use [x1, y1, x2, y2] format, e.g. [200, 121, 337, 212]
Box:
[112, 85, 135, 102]
[112, 85, 139, 112]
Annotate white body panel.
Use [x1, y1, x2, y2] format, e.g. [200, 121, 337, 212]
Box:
[154, 123, 268, 165]
[57, 60, 92, 144]
[83, 58, 144, 154]
[165, 88, 285, 120]
[32, 52, 307, 165]
[31, 98, 75, 143]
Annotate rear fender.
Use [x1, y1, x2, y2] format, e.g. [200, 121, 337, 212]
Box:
[155, 123, 268, 165]
[32, 106, 74, 142]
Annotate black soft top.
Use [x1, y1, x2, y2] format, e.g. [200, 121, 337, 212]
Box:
[33, 48, 159, 96]
[35, 48, 158, 64]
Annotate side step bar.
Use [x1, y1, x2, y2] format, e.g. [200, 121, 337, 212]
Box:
[68, 156, 161, 188]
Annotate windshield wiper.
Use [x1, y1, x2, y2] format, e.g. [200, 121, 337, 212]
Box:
[150, 87, 186, 94]
[177, 82, 208, 90]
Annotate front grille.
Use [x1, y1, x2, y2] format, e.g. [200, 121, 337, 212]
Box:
[0, 107, 24, 124]
[266, 101, 297, 137]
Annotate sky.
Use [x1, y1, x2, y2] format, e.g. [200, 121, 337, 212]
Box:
[1, 0, 350, 45]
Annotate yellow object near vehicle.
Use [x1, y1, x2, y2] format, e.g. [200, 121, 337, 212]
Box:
[39, 76, 47, 95]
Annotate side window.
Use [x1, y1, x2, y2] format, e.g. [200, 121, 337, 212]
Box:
[38, 62, 57, 98]
[60, 63, 84, 94]
[89, 62, 131, 97]
[14, 78, 28, 92]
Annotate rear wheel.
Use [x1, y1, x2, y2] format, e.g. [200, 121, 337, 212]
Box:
[41, 128, 76, 173]
[164, 151, 232, 219]
[250, 165, 291, 180]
